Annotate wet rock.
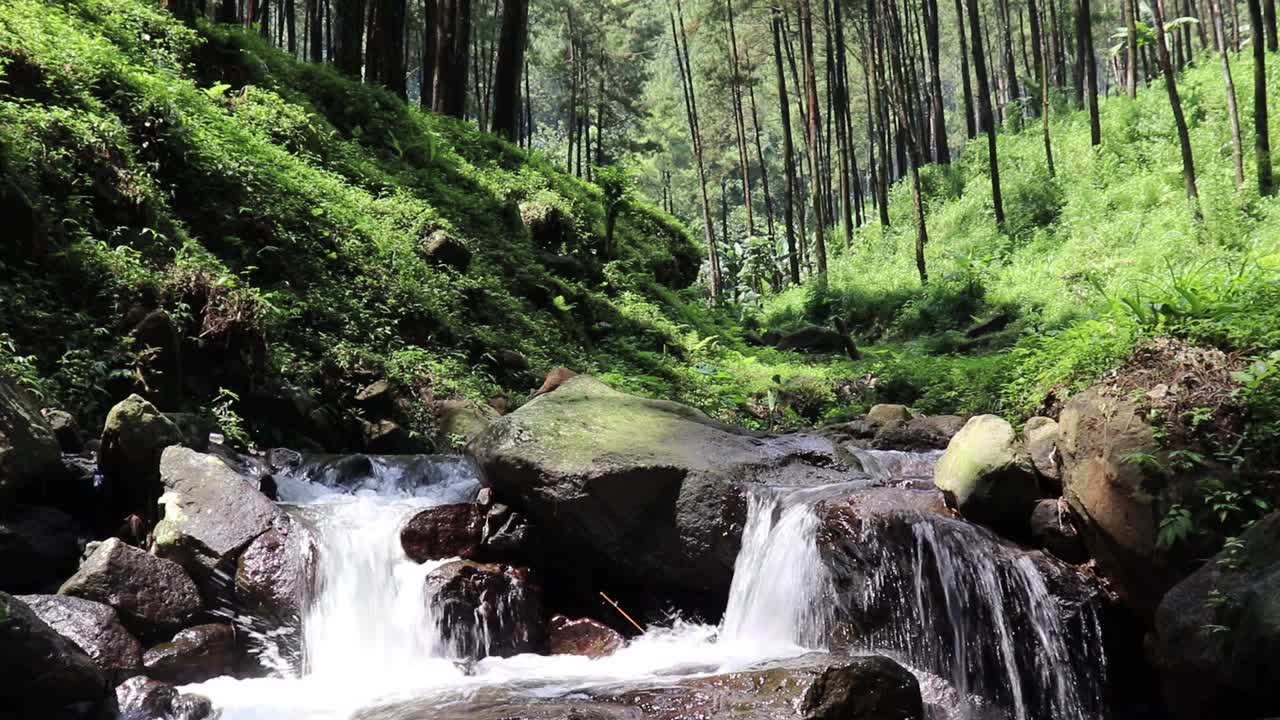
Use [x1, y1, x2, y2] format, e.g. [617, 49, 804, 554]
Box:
[17, 594, 142, 682]
[1024, 416, 1060, 483]
[401, 503, 483, 562]
[933, 414, 1041, 532]
[115, 676, 212, 720]
[235, 515, 317, 624]
[59, 537, 201, 639]
[549, 615, 625, 657]
[44, 408, 84, 453]
[801, 656, 923, 720]
[0, 377, 62, 503]
[436, 399, 500, 447]
[98, 394, 184, 516]
[469, 375, 861, 608]
[1151, 512, 1280, 719]
[871, 415, 960, 452]
[478, 502, 538, 562]
[154, 446, 283, 599]
[143, 623, 238, 685]
[0, 504, 81, 592]
[866, 404, 913, 428]
[0, 591, 109, 712]
[424, 560, 546, 659]
[1030, 498, 1087, 563]
[420, 230, 472, 272]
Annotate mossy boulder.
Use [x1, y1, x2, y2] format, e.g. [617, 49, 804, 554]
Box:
[99, 394, 184, 517]
[0, 377, 61, 504]
[468, 375, 862, 609]
[933, 415, 1041, 531]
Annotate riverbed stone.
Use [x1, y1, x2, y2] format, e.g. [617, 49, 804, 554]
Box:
[424, 560, 546, 659]
[234, 514, 316, 624]
[866, 404, 914, 428]
[115, 675, 213, 720]
[58, 537, 201, 639]
[401, 503, 483, 562]
[17, 594, 142, 682]
[549, 615, 626, 658]
[143, 623, 239, 685]
[1030, 498, 1087, 563]
[933, 414, 1040, 531]
[0, 591, 110, 713]
[801, 656, 923, 720]
[0, 377, 62, 504]
[1024, 416, 1061, 483]
[469, 375, 862, 609]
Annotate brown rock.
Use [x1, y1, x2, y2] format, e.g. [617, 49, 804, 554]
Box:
[533, 367, 578, 397]
[235, 515, 317, 624]
[143, 623, 238, 685]
[401, 504, 484, 562]
[549, 615, 625, 658]
[424, 560, 546, 659]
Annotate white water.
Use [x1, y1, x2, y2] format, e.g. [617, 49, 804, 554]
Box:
[185, 450, 1102, 720]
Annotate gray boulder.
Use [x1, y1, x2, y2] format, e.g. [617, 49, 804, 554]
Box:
[0, 504, 81, 592]
[0, 378, 61, 503]
[58, 538, 201, 639]
[44, 408, 84, 453]
[116, 676, 213, 720]
[143, 623, 239, 685]
[1024, 416, 1061, 483]
[1029, 498, 1087, 563]
[99, 394, 183, 483]
[235, 514, 317, 625]
[865, 404, 914, 428]
[801, 656, 923, 720]
[933, 415, 1041, 530]
[0, 591, 109, 713]
[17, 594, 142, 682]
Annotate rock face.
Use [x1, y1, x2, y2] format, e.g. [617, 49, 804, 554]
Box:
[435, 399, 500, 447]
[401, 503, 483, 562]
[235, 515, 316, 624]
[154, 446, 283, 595]
[116, 675, 213, 720]
[58, 537, 202, 639]
[1151, 513, 1280, 719]
[800, 657, 924, 720]
[0, 591, 109, 713]
[44, 408, 84, 453]
[99, 394, 184, 489]
[469, 375, 862, 605]
[1057, 386, 1187, 615]
[424, 560, 546, 659]
[17, 594, 142, 682]
[933, 415, 1041, 530]
[0, 378, 62, 503]
[549, 615, 625, 658]
[143, 623, 239, 685]
[0, 504, 81, 592]
[1024, 416, 1061, 482]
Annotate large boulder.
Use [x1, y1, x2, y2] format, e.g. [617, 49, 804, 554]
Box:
[0, 504, 81, 592]
[933, 415, 1041, 531]
[0, 591, 110, 714]
[17, 594, 142, 682]
[419, 230, 472, 273]
[401, 503, 483, 562]
[0, 377, 62, 503]
[435, 399, 500, 447]
[468, 375, 862, 606]
[99, 394, 183, 484]
[800, 656, 924, 720]
[234, 514, 317, 625]
[154, 446, 283, 596]
[44, 408, 85, 453]
[143, 623, 239, 685]
[1029, 498, 1087, 564]
[1151, 513, 1280, 719]
[115, 676, 213, 720]
[58, 537, 202, 639]
[1024, 416, 1061, 483]
[549, 615, 625, 658]
[865, 404, 913, 429]
[424, 560, 546, 659]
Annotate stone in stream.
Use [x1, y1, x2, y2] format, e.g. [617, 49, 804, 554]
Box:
[1030, 498, 1087, 564]
[548, 615, 625, 658]
[933, 414, 1042, 533]
[865, 404, 914, 429]
[59, 537, 202, 640]
[424, 560, 546, 659]
[1023, 416, 1061, 483]
[469, 375, 862, 611]
[1150, 512, 1280, 720]
[98, 394, 184, 511]
[0, 591, 111, 715]
[800, 656, 924, 720]
[234, 514, 317, 624]
[115, 675, 214, 720]
[401, 503, 484, 561]
[142, 623, 239, 685]
[0, 503, 82, 593]
[17, 594, 143, 683]
[0, 377, 63, 504]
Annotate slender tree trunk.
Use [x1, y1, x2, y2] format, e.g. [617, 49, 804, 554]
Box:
[999, 0, 1022, 104]
[565, 12, 577, 173]
[420, 0, 436, 107]
[747, 80, 777, 245]
[1247, 0, 1275, 195]
[285, 0, 297, 53]
[333, 0, 366, 78]
[1036, 0, 1057, 174]
[1153, 0, 1202, 216]
[368, 0, 407, 96]
[491, 0, 528, 140]
[1209, 0, 1245, 188]
[1078, 0, 1101, 143]
[726, 0, 757, 238]
[923, 0, 951, 162]
[1124, 0, 1138, 96]
[954, 0, 978, 137]
[967, 0, 1006, 225]
[307, 0, 323, 61]
[1265, 0, 1278, 49]
[879, 0, 930, 284]
[219, 0, 238, 23]
[1231, 0, 1241, 50]
[798, 0, 827, 274]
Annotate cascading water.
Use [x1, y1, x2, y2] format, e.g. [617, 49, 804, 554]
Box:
[188, 449, 1106, 720]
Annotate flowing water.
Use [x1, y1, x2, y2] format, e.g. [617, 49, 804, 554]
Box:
[186, 449, 1105, 720]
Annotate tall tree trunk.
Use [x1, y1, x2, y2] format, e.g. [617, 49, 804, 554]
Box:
[999, 0, 1022, 105]
[219, 0, 238, 23]
[565, 12, 577, 173]
[879, 0, 930, 285]
[333, 0, 366, 78]
[1231, 0, 1241, 50]
[369, 0, 407, 96]
[1036, 0, 1056, 175]
[747, 80, 778, 245]
[966, 0, 1006, 226]
[1209, 0, 1245, 188]
[285, 0, 297, 53]
[922, 0, 951, 162]
[1124, 0, 1138, 96]
[1153, 0, 1203, 215]
[1265, 0, 1279, 49]
[1247, 0, 1275, 194]
[797, 0, 827, 274]
[308, 0, 324, 61]
[420, 0, 436, 107]
[726, 0, 757, 238]
[491, 0, 528, 140]
[954, 0, 978, 137]
[1078, 0, 1100, 143]
[832, 0, 862, 235]
[433, 0, 470, 117]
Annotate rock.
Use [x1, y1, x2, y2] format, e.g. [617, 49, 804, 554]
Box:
[536, 249, 589, 279]
[1024, 416, 1060, 483]
[16, 594, 142, 682]
[235, 515, 317, 625]
[143, 623, 238, 685]
[115, 676, 213, 720]
[58, 538, 201, 639]
[420, 230, 472, 272]
[916, 415, 966, 439]
[154, 447, 283, 598]
[0, 591, 109, 712]
[0, 377, 62, 503]
[98, 394, 184, 515]
[478, 502, 538, 562]
[424, 560, 546, 659]
[361, 418, 421, 454]
[44, 408, 84, 453]
[520, 200, 575, 251]
[933, 415, 1041, 531]
[469, 375, 861, 607]
[866, 404, 914, 428]
[435, 399, 500, 447]
[0, 504, 81, 592]
[549, 615, 625, 658]
[354, 379, 396, 416]
[533, 367, 579, 397]
[801, 656, 924, 720]
[1058, 386, 1199, 615]
[401, 503, 483, 562]
[1151, 513, 1280, 719]
[775, 325, 858, 359]
[1029, 498, 1087, 563]
[871, 415, 959, 452]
